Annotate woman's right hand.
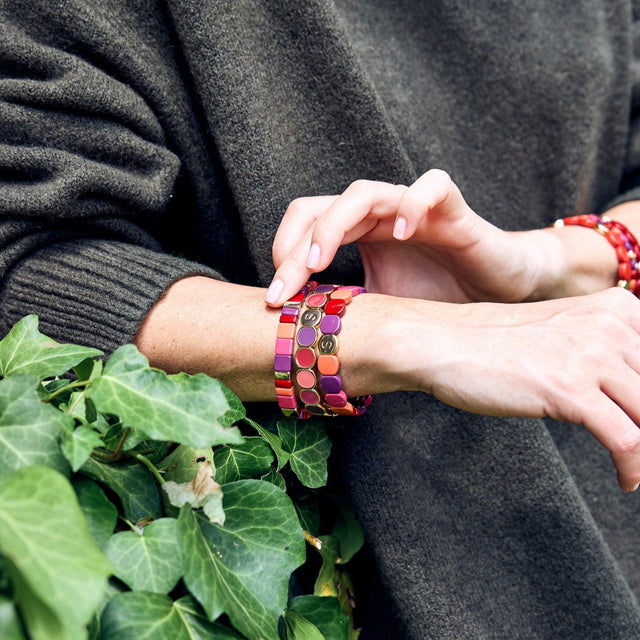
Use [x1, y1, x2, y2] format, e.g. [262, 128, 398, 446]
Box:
[268, 170, 565, 307]
[348, 287, 640, 492]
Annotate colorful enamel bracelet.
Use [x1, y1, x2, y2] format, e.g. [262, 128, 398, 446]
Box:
[274, 282, 314, 418]
[274, 282, 372, 419]
[553, 214, 640, 297]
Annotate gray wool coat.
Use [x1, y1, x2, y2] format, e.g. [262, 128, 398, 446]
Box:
[2, 0, 640, 637]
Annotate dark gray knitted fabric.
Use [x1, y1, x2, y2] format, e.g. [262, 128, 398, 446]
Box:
[2, 0, 640, 637]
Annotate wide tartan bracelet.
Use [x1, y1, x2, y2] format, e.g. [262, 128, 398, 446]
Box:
[553, 214, 640, 298]
[274, 281, 372, 419]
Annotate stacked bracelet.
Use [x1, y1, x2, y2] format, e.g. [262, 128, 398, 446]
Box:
[274, 281, 372, 419]
[553, 214, 640, 297]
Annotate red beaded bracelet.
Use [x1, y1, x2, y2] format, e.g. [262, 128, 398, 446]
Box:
[274, 282, 372, 419]
[553, 214, 640, 297]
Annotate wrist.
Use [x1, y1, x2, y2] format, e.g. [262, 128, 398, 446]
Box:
[521, 225, 618, 300]
[341, 293, 467, 396]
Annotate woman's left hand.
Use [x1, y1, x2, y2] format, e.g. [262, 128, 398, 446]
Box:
[265, 169, 551, 306]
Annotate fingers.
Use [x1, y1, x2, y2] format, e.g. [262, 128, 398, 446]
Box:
[266, 180, 407, 306]
[272, 195, 337, 268]
[300, 180, 407, 271]
[581, 394, 640, 492]
[392, 168, 470, 241]
[266, 169, 474, 306]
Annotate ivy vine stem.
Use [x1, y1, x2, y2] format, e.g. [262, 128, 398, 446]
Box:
[130, 450, 165, 485]
[43, 379, 92, 402]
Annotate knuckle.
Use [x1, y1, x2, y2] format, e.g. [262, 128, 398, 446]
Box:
[610, 432, 640, 457]
[285, 197, 313, 218]
[425, 168, 452, 185]
[345, 179, 375, 197]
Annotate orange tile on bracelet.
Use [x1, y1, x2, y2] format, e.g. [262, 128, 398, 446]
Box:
[277, 323, 296, 339]
[317, 354, 340, 375]
[329, 288, 353, 303]
[276, 386, 295, 397]
[332, 402, 355, 415]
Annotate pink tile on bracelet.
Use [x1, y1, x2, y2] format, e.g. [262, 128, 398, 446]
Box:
[277, 395, 298, 410]
[325, 390, 348, 407]
[275, 338, 294, 355]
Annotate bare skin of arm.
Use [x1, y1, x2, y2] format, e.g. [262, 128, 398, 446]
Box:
[134, 275, 640, 492]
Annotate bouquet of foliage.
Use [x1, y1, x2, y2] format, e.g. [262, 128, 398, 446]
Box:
[0, 316, 363, 640]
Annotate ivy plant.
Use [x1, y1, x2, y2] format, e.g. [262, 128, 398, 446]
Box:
[0, 315, 364, 640]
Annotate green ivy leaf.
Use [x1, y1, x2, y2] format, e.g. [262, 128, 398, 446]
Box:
[73, 477, 118, 549]
[61, 424, 103, 472]
[0, 594, 26, 640]
[213, 438, 273, 484]
[294, 494, 321, 537]
[73, 355, 103, 383]
[163, 461, 225, 526]
[101, 423, 145, 452]
[247, 419, 290, 470]
[287, 596, 349, 640]
[0, 374, 72, 481]
[0, 315, 102, 378]
[330, 496, 364, 565]
[218, 383, 246, 427]
[282, 609, 325, 640]
[0, 466, 112, 640]
[278, 419, 331, 488]
[103, 518, 182, 594]
[81, 457, 162, 523]
[160, 445, 214, 483]
[87, 578, 127, 640]
[101, 592, 243, 640]
[261, 467, 287, 491]
[90, 345, 243, 447]
[178, 480, 306, 640]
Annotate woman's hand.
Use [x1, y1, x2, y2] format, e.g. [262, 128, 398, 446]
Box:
[352, 287, 640, 492]
[266, 169, 554, 306]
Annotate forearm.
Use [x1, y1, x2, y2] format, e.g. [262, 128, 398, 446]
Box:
[132, 276, 405, 402]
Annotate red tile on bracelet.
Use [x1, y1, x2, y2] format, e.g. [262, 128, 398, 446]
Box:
[279, 314, 297, 323]
[274, 379, 294, 389]
[295, 347, 316, 368]
[325, 299, 346, 316]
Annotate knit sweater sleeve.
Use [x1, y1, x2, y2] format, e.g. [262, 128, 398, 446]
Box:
[603, 1, 640, 211]
[0, 0, 224, 352]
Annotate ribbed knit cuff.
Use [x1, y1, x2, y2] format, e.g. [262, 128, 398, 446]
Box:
[0, 238, 221, 354]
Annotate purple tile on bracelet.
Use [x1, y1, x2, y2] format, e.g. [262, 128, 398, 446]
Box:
[274, 354, 292, 372]
[319, 314, 341, 334]
[297, 326, 317, 347]
[321, 374, 342, 394]
[281, 306, 299, 316]
[315, 284, 336, 293]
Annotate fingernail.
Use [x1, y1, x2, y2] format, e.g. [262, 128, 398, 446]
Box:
[627, 482, 640, 492]
[393, 216, 407, 240]
[265, 278, 284, 304]
[306, 243, 321, 270]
